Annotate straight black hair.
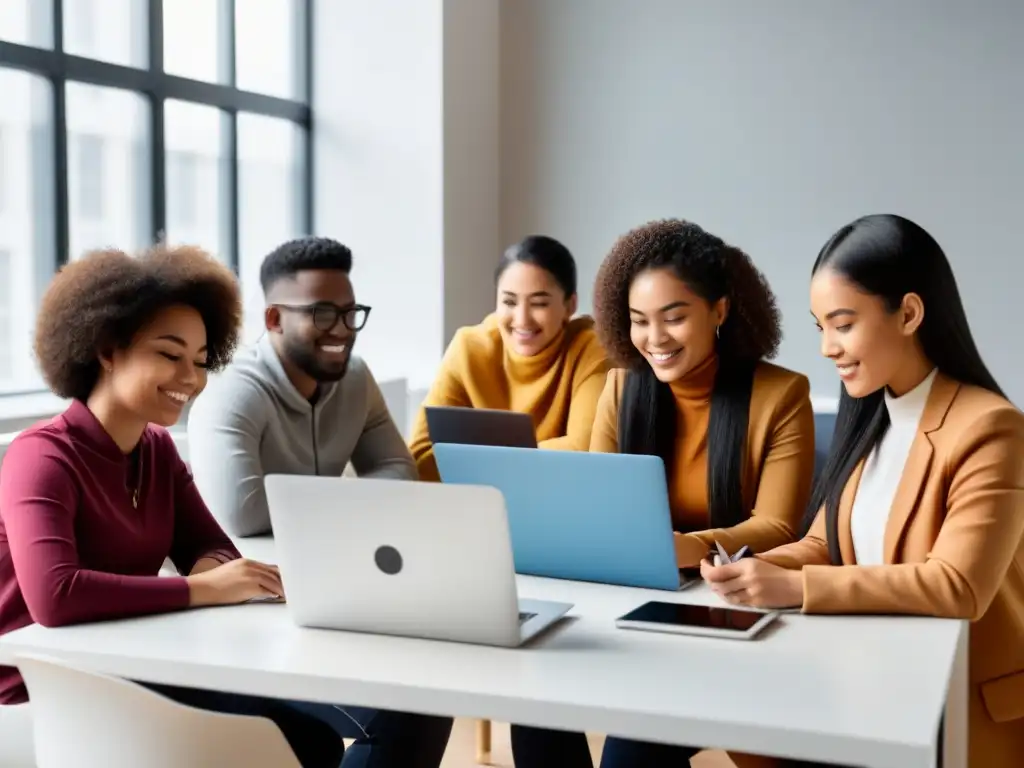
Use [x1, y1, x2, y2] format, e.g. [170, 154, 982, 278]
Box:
[804, 214, 1004, 562]
[598, 222, 781, 531]
[619, 357, 756, 530]
[495, 235, 577, 297]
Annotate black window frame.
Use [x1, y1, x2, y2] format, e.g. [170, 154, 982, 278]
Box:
[0, 0, 314, 398]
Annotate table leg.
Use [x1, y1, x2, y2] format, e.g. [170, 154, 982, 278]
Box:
[941, 624, 968, 767]
[475, 718, 492, 764]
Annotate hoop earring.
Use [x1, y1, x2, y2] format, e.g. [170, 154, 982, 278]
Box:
[715, 325, 721, 339]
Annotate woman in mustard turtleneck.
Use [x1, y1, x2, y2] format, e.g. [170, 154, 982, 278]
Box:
[511, 219, 816, 768]
[409, 236, 610, 481]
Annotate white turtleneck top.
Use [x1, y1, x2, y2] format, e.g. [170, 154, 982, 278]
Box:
[850, 369, 938, 565]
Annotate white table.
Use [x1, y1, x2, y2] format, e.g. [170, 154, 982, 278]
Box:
[0, 563, 965, 768]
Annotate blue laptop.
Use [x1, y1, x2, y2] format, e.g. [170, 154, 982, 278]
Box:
[433, 443, 689, 591]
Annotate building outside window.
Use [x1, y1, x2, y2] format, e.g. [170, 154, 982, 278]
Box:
[0, 0, 311, 396]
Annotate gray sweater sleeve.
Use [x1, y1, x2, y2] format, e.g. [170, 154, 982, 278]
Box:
[350, 368, 417, 480]
[186, 378, 272, 538]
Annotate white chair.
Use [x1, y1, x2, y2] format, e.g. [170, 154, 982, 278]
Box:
[169, 430, 189, 462]
[377, 377, 409, 438]
[17, 654, 301, 767]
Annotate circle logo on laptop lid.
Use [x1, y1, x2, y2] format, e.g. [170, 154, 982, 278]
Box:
[374, 545, 403, 575]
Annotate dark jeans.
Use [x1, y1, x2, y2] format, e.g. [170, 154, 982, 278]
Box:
[145, 684, 453, 768]
[510, 725, 698, 767]
[287, 701, 453, 768]
[510, 725, 862, 767]
[145, 682, 345, 768]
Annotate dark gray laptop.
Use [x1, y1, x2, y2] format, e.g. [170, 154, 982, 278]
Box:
[425, 406, 537, 449]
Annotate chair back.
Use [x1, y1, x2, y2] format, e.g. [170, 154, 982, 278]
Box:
[18, 654, 301, 768]
[813, 411, 838, 482]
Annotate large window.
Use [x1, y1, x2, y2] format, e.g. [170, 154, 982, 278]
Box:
[0, 0, 312, 396]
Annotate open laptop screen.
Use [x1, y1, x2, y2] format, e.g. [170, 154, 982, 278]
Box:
[425, 406, 537, 449]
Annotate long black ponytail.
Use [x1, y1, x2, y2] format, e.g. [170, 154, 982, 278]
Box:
[617, 357, 756, 529]
[803, 214, 1005, 562]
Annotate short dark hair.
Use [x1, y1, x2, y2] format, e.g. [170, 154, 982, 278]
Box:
[495, 235, 577, 297]
[593, 219, 782, 531]
[260, 236, 353, 294]
[34, 245, 242, 402]
[806, 213, 1005, 557]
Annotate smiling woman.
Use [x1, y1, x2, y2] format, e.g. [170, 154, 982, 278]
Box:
[587, 218, 814, 562]
[706, 215, 1024, 768]
[509, 219, 818, 767]
[34, 245, 242, 419]
[0, 244, 345, 766]
[408, 235, 610, 481]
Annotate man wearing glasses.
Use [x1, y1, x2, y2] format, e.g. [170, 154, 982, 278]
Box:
[186, 237, 451, 768]
[189, 235, 416, 539]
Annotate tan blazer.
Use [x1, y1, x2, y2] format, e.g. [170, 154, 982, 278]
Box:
[760, 372, 1024, 768]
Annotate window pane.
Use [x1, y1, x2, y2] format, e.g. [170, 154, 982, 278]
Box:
[63, 0, 147, 68]
[66, 82, 151, 260]
[0, 0, 52, 48]
[163, 0, 228, 84]
[235, 0, 304, 99]
[238, 113, 306, 342]
[0, 69, 54, 395]
[164, 100, 230, 261]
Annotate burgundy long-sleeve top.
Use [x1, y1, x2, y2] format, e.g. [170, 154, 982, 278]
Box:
[0, 400, 240, 704]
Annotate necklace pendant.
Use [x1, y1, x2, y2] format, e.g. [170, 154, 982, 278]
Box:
[132, 490, 139, 508]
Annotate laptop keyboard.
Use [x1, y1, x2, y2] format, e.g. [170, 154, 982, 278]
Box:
[518, 611, 537, 625]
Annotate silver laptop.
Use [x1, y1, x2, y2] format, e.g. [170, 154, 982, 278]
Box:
[264, 474, 573, 647]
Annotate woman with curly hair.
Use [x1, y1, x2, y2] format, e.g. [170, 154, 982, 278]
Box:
[408, 235, 609, 480]
[594, 218, 815, 566]
[0, 246, 343, 767]
[511, 219, 815, 768]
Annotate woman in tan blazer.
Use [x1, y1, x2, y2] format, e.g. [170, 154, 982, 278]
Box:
[703, 214, 1024, 768]
[512, 219, 816, 768]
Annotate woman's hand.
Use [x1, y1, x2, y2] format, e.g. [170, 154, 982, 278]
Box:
[701, 556, 804, 609]
[189, 557, 224, 576]
[186, 558, 284, 607]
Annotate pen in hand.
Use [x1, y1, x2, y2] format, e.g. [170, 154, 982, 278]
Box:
[711, 541, 751, 567]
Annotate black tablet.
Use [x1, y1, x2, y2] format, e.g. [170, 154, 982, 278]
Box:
[615, 601, 779, 640]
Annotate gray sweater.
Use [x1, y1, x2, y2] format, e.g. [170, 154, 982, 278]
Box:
[187, 334, 416, 537]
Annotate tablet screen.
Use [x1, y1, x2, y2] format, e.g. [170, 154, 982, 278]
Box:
[619, 601, 766, 632]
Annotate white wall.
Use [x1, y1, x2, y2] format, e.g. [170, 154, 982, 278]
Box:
[9, 0, 1016, 428]
[442, 0, 501, 340]
[501, 0, 1024, 402]
[312, 0, 443, 391]
[312, 0, 498, 391]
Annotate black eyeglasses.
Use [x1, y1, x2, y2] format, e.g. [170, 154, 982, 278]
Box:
[273, 302, 372, 332]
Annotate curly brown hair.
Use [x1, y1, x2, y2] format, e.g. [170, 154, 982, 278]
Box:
[593, 219, 781, 368]
[35, 244, 243, 402]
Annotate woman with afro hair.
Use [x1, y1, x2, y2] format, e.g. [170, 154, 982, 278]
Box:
[0, 246, 343, 767]
[511, 219, 816, 768]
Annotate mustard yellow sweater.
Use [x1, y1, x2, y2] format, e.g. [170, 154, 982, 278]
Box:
[410, 314, 610, 481]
